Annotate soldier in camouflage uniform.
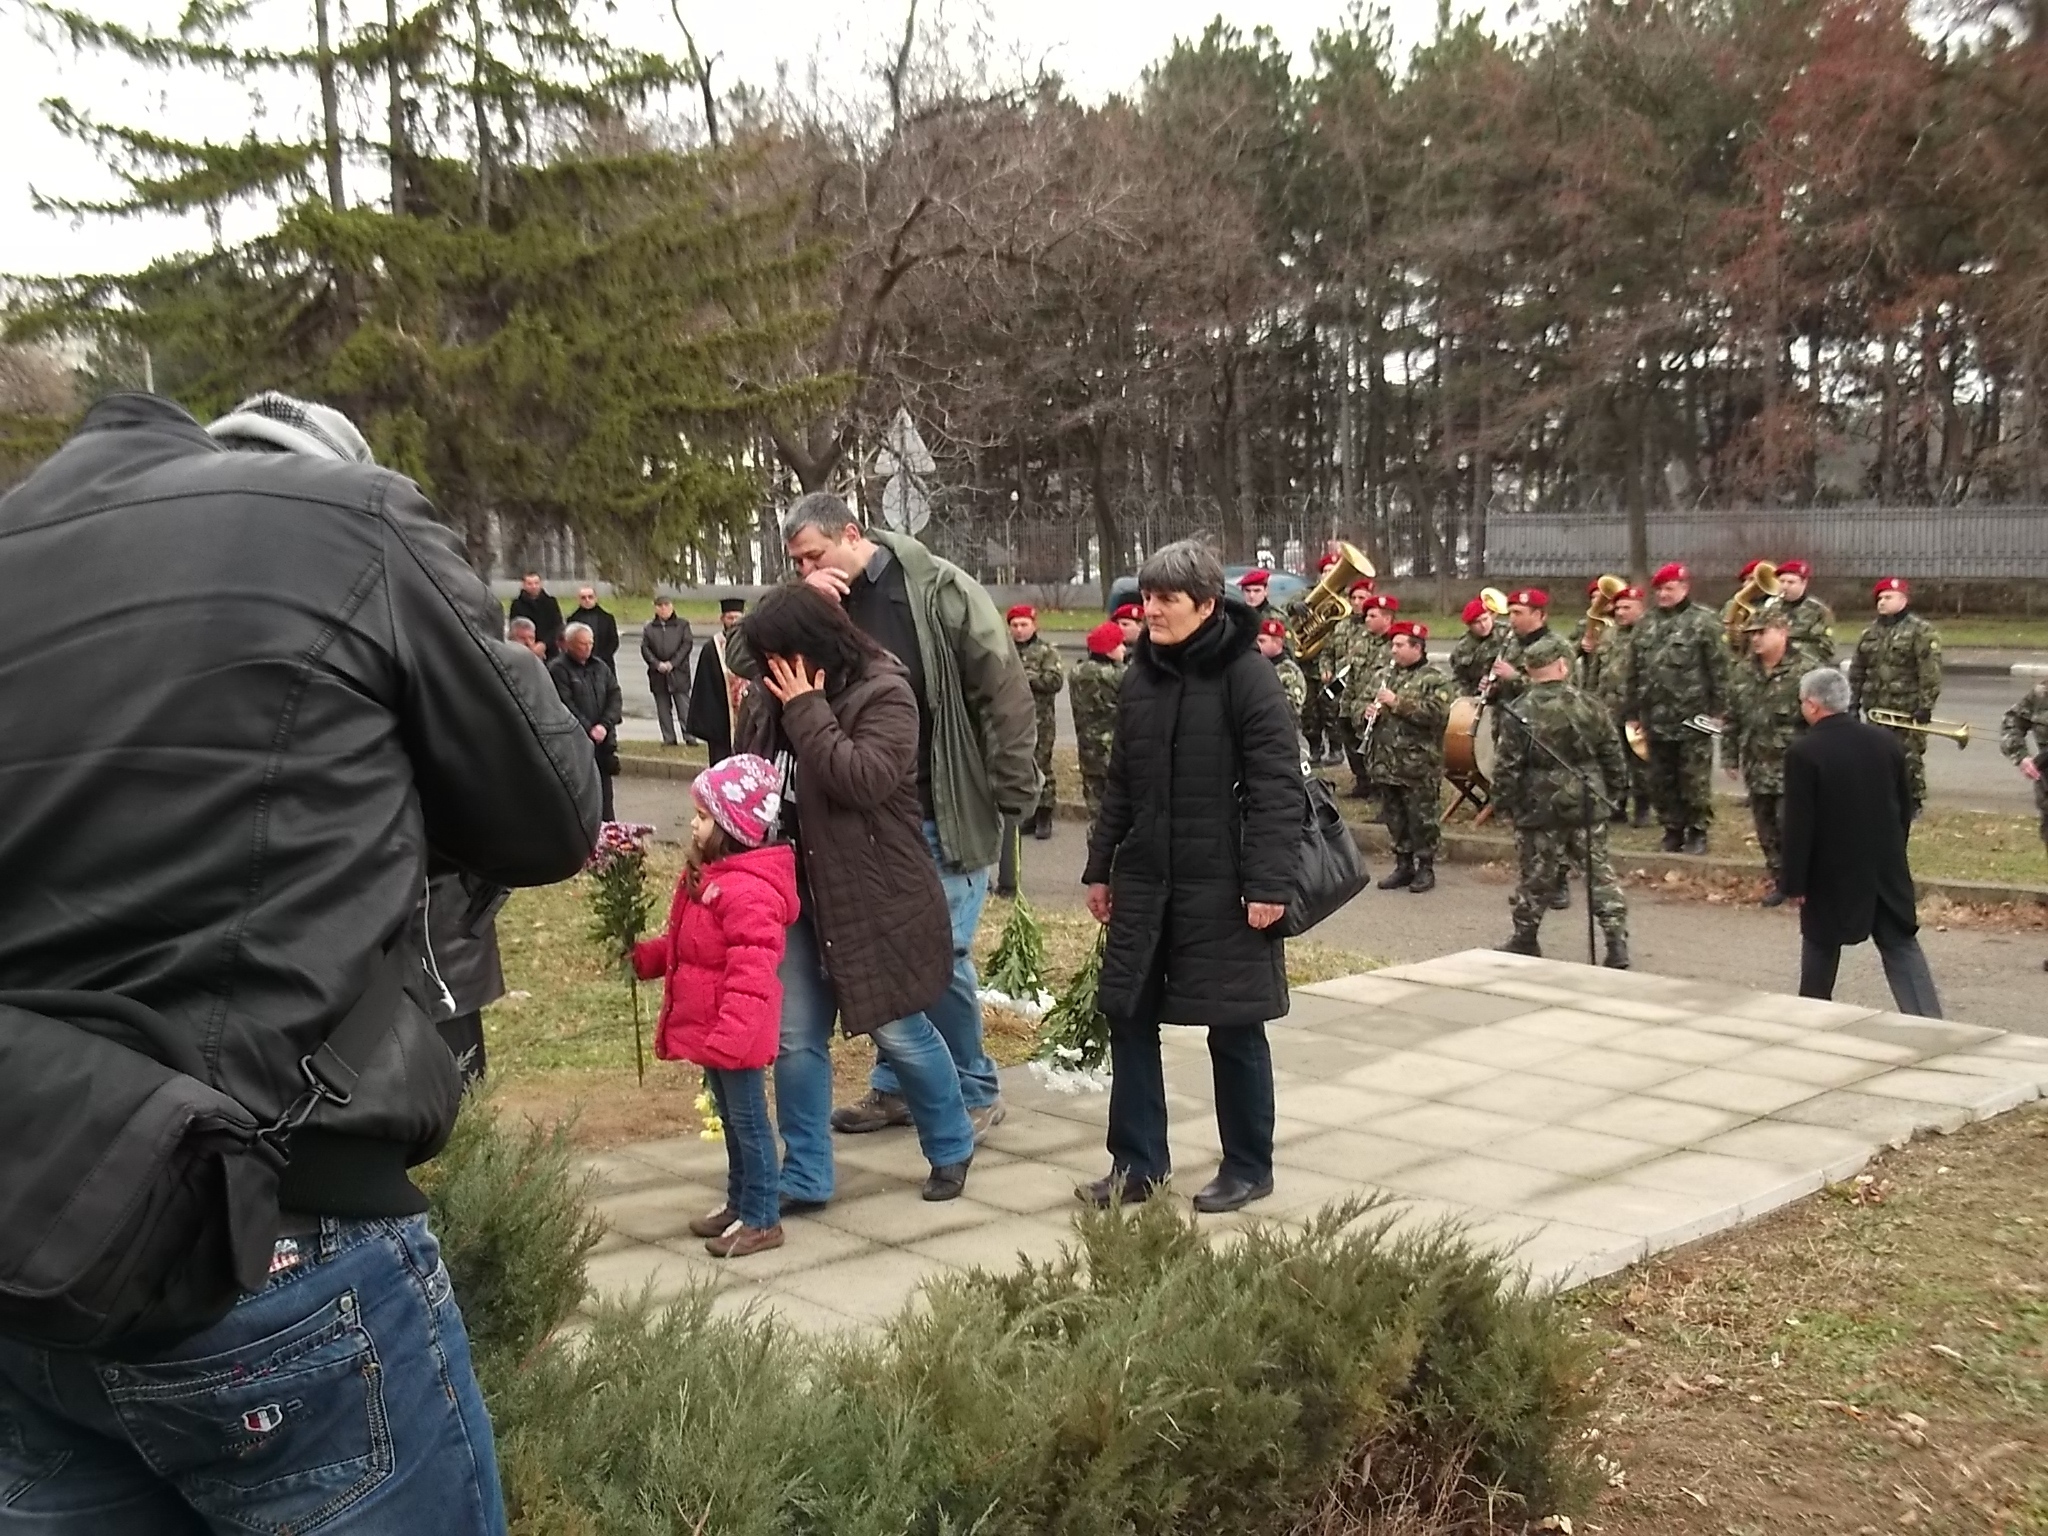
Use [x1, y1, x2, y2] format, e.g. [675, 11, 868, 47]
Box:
[1494, 633, 1631, 967]
[1256, 617, 1308, 737]
[1360, 621, 1453, 893]
[1112, 603, 1144, 659]
[1574, 599, 1633, 824]
[1609, 587, 1653, 824]
[1070, 621, 1125, 819]
[1293, 554, 1348, 764]
[1624, 562, 1731, 856]
[1849, 576, 1943, 816]
[1449, 596, 1505, 695]
[1770, 559, 1836, 664]
[1485, 588, 1557, 712]
[2000, 678, 2048, 849]
[1720, 559, 1771, 659]
[1727, 609, 1816, 904]
[1008, 605, 1065, 839]
[1327, 584, 1390, 796]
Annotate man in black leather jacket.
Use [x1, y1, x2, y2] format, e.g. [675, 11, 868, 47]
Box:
[0, 392, 599, 1533]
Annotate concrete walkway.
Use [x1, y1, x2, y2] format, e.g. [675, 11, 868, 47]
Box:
[579, 949, 2048, 1331]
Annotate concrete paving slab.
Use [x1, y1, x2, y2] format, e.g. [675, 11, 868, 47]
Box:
[580, 948, 2041, 1330]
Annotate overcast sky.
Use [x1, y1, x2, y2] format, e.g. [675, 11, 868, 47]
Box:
[1, 0, 1474, 282]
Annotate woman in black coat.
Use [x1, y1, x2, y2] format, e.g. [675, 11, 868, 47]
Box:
[1082, 540, 1306, 1214]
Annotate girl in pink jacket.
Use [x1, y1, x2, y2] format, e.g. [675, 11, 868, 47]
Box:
[632, 754, 797, 1257]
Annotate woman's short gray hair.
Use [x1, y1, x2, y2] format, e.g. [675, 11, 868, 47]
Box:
[1798, 667, 1852, 714]
[1137, 540, 1226, 606]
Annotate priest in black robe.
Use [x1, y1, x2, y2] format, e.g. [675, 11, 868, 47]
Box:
[685, 596, 748, 763]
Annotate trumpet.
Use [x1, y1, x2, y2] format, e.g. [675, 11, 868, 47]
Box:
[1724, 560, 1780, 648]
[1683, 714, 1727, 738]
[1865, 708, 1970, 748]
[1583, 574, 1627, 649]
[1294, 541, 1377, 662]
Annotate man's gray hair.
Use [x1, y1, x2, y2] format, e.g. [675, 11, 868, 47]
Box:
[507, 617, 537, 639]
[781, 491, 862, 545]
[1799, 667, 1851, 714]
[1137, 539, 1226, 606]
[562, 622, 594, 644]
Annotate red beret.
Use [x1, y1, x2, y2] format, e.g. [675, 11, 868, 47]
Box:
[1006, 604, 1035, 622]
[1587, 577, 1606, 597]
[1086, 620, 1125, 657]
[1778, 558, 1811, 580]
[1388, 620, 1427, 641]
[1874, 576, 1908, 596]
[1461, 597, 1489, 625]
[1364, 594, 1399, 611]
[1257, 616, 1287, 639]
[1348, 579, 1375, 596]
[1508, 588, 1548, 608]
[1739, 558, 1763, 580]
[1112, 603, 1142, 622]
[1317, 552, 1341, 571]
[1652, 562, 1689, 587]
[1617, 585, 1644, 602]
[1238, 569, 1270, 589]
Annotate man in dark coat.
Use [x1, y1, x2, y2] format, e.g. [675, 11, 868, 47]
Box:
[640, 595, 695, 746]
[1781, 666, 1942, 1016]
[687, 597, 748, 763]
[509, 570, 564, 655]
[551, 622, 624, 821]
[568, 584, 621, 669]
[1083, 541, 1305, 1216]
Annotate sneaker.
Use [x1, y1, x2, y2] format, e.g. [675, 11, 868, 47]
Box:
[967, 1099, 1008, 1144]
[688, 1204, 738, 1238]
[830, 1089, 912, 1134]
[705, 1222, 784, 1258]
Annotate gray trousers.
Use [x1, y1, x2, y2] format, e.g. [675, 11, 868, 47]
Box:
[649, 668, 690, 744]
[1799, 907, 1943, 1018]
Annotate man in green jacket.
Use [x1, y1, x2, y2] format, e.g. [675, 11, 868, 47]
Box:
[730, 493, 1038, 1141]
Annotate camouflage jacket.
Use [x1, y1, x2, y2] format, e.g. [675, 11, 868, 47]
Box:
[1624, 599, 1731, 734]
[1447, 629, 1505, 696]
[1496, 679, 1629, 829]
[1068, 654, 1121, 778]
[1999, 679, 2048, 765]
[1487, 623, 1556, 710]
[1363, 660, 1452, 786]
[1849, 611, 1942, 718]
[1321, 617, 1378, 690]
[1271, 655, 1308, 732]
[1573, 632, 1630, 719]
[1730, 651, 1818, 794]
[1016, 633, 1064, 718]
[1772, 595, 1837, 665]
[1338, 629, 1393, 723]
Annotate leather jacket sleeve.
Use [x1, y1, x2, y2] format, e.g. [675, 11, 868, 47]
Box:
[379, 480, 601, 884]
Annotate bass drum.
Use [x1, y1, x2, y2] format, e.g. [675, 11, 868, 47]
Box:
[1444, 695, 1497, 792]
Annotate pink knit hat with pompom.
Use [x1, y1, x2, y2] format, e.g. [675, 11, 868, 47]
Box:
[691, 753, 783, 849]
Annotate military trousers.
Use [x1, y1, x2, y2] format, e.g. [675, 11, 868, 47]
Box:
[1512, 823, 1627, 938]
[1874, 725, 1929, 811]
[1079, 763, 1109, 818]
[2035, 774, 2048, 852]
[1033, 712, 1058, 812]
[1645, 732, 1716, 831]
[1381, 779, 1443, 858]
[1746, 788, 1784, 880]
[1302, 686, 1337, 760]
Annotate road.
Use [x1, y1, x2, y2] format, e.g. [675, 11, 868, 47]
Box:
[614, 775, 2047, 1040]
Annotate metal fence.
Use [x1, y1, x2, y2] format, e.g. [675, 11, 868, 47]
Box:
[1485, 505, 2048, 581]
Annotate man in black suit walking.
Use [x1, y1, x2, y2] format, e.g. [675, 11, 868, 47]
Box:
[1781, 667, 1943, 1016]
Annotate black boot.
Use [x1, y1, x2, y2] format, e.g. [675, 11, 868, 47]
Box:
[1603, 933, 1631, 970]
[1632, 797, 1652, 828]
[1409, 855, 1436, 894]
[1033, 806, 1054, 840]
[1660, 827, 1684, 853]
[1377, 855, 1415, 891]
[1498, 924, 1541, 957]
[1682, 827, 1709, 857]
[1548, 882, 1571, 910]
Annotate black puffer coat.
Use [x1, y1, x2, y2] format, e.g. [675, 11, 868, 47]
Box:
[1084, 600, 1304, 1025]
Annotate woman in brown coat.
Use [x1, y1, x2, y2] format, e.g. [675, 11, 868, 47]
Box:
[732, 586, 973, 1204]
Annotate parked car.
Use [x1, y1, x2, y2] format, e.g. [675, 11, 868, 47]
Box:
[1106, 565, 1311, 613]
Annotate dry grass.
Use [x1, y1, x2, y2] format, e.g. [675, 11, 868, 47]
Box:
[1574, 1104, 2048, 1535]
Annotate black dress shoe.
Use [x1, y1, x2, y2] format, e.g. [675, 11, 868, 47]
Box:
[1760, 887, 1787, 908]
[1192, 1173, 1274, 1214]
[922, 1160, 972, 1202]
[1077, 1171, 1156, 1208]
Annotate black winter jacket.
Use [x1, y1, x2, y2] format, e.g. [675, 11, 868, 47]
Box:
[1084, 600, 1304, 1025]
[509, 588, 565, 654]
[549, 653, 623, 772]
[1781, 713, 1919, 948]
[0, 395, 601, 1215]
[567, 603, 620, 667]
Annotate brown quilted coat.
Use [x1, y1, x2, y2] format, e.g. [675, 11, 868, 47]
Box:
[734, 656, 951, 1035]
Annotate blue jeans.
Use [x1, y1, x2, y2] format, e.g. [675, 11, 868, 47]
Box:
[0, 1216, 503, 1534]
[774, 910, 975, 1202]
[868, 821, 1000, 1111]
[704, 1066, 780, 1229]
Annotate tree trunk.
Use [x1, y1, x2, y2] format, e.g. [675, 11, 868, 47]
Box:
[386, 0, 407, 215]
[469, 0, 493, 220]
[1087, 425, 1121, 604]
[313, 0, 347, 211]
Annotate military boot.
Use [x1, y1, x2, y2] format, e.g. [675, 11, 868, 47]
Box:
[1660, 827, 1684, 853]
[1033, 806, 1055, 840]
[1632, 795, 1652, 828]
[1548, 881, 1571, 910]
[1408, 856, 1436, 894]
[1602, 933, 1631, 970]
[1682, 827, 1709, 857]
[1497, 924, 1541, 957]
[1377, 855, 1415, 891]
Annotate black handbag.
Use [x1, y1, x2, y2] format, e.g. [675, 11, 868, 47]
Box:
[1278, 768, 1371, 937]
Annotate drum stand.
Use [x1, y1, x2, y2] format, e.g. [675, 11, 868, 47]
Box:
[1444, 777, 1489, 820]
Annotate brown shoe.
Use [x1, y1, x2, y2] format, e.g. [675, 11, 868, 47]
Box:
[830, 1089, 913, 1134]
[705, 1223, 784, 1258]
[688, 1205, 738, 1239]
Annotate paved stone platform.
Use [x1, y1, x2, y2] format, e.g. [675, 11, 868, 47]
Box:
[579, 948, 2048, 1332]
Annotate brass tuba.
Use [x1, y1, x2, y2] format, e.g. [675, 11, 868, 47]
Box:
[1724, 560, 1780, 647]
[1583, 574, 1627, 648]
[1293, 541, 1377, 660]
